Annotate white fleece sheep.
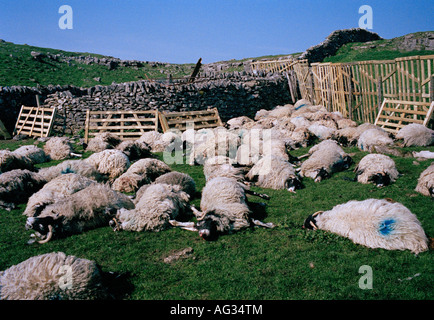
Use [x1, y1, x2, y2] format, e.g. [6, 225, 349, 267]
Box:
[37, 159, 103, 182]
[357, 127, 394, 152]
[153, 171, 197, 198]
[0, 169, 46, 210]
[0, 252, 109, 300]
[25, 184, 134, 243]
[44, 137, 77, 161]
[0, 149, 34, 173]
[86, 132, 122, 152]
[246, 155, 302, 192]
[85, 149, 130, 180]
[203, 156, 245, 182]
[115, 140, 152, 160]
[226, 116, 255, 130]
[112, 158, 171, 193]
[12, 145, 48, 164]
[395, 124, 434, 147]
[194, 177, 273, 240]
[23, 173, 97, 218]
[300, 141, 352, 182]
[354, 153, 400, 187]
[112, 183, 191, 232]
[415, 162, 434, 197]
[303, 198, 429, 254]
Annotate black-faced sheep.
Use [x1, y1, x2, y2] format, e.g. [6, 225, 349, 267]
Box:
[299, 140, 352, 182]
[115, 140, 152, 160]
[395, 123, 434, 147]
[111, 183, 192, 232]
[12, 145, 48, 164]
[354, 153, 400, 187]
[357, 127, 394, 152]
[415, 162, 434, 198]
[303, 198, 429, 254]
[25, 184, 134, 243]
[193, 177, 274, 240]
[85, 149, 130, 180]
[246, 155, 303, 192]
[0, 169, 46, 210]
[0, 252, 110, 300]
[203, 156, 245, 183]
[23, 173, 97, 218]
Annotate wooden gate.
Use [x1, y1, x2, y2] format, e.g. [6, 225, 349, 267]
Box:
[159, 108, 223, 133]
[14, 105, 57, 138]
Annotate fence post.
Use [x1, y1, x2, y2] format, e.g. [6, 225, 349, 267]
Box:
[348, 75, 353, 120]
[430, 75, 434, 103]
[377, 76, 383, 111]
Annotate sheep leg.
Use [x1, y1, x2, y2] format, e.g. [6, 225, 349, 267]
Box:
[190, 205, 206, 220]
[245, 189, 270, 200]
[251, 219, 274, 229]
[70, 152, 83, 158]
[169, 220, 198, 232]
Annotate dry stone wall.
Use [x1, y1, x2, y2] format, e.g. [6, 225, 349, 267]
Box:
[0, 72, 292, 136]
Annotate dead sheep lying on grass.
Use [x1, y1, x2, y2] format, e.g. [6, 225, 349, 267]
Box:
[112, 158, 171, 193]
[300, 140, 352, 182]
[0, 149, 34, 173]
[192, 177, 274, 241]
[357, 127, 394, 152]
[85, 149, 130, 181]
[303, 198, 429, 254]
[12, 145, 49, 164]
[246, 155, 303, 192]
[415, 162, 434, 198]
[37, 159, 104, 182]
[111, 183, 192, 232]
[23, 173, 97, 218]
[0, 252, 110, 300]
[44, 137, 81, 161]
[203, 156, 245, 183]
[354, 153, 400, 187]
[153, 171, 197, 198]
[115, 140, 152, 160]
[0, 169, 46, 210]
[26, 184, 134, 243]
[85, 132, 122, 153]
[395, 123, 434, 147]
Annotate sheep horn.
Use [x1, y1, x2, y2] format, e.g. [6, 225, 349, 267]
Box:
[37, 225, 53, 244]
[312, 211, 323, 217]
[309, 221, 318, 230]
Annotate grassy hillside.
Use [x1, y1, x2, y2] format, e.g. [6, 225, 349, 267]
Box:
[0, 40, 195, 87]
[0, 138, 433, 300]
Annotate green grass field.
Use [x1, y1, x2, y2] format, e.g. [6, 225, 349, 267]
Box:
[0, 138, 432, 300]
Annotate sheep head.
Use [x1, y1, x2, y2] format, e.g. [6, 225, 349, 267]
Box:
[25, 215, 62, 244]
[370, 172, 391, 188]
[302, 211, 323, 230]
[196, 212, 219, 241]
[285, 176, 303, 193]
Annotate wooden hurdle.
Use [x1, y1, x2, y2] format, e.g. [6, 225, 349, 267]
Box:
[14, 105, 57, 138]
[84, 110, 159, 143]
[159, 108, 223, 133]
[374, 99, 434, 133]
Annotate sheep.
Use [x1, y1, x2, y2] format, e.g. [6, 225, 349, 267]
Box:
[357, 127, 394, 152]
[0, 149, 34, 173]
[137, 131, 163, 151]
[0, 169, 46, 210]
[23, 173, 97, 218]
[246, 155, 303, 192]
[299, 141, 353, 182]
[25, 184, 134, 243]
[85, 149, 130, 180]
[203, 156, 245, 182]
[44, 137, 80, 161]
[111, 183, 192, 232]
[395, 124, 434, 147]
[354, 153, 400, 187]
[0, 252, 109, 300]
[12, 145, 48, 164]
[336, 123, 379, 146]
[37, 159, 103, 182]
[193, 177, 274, 240]
[85, 132, 122, 152]
[115, 139, 152, 160]
[153, 171, 197, 198]
[226, 116, 255, 130]
[415, 162, 434, 198]
[303, 198, 429, 254]
[111, 158, 171, 193]
[307, 123, 336, 140]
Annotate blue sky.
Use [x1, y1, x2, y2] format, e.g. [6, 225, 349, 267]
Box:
[1, 0, 433, 64]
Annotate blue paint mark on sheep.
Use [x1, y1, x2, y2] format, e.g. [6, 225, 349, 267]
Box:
[61, 166, 75, 175]
[378, 219, 396, 236]
[295, 104, 307, 110]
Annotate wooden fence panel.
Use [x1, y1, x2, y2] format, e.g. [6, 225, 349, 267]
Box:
[159, 108, 223, 132]
[14, 105, 57, 138]
[84, 110, 159, 143]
